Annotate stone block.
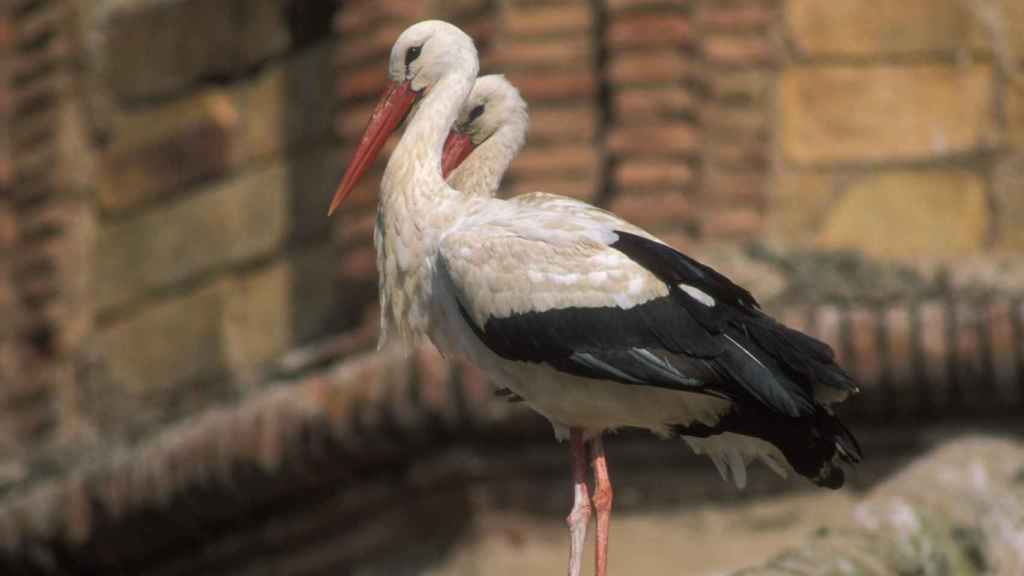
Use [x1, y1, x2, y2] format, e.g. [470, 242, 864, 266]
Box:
[780, 65, 993, 164]
[96, 282, 227, 398]
[700, 208, 762, 239]
[786, 0, 966, 56]
[992, 153, 1024, 251]
[103, 0, 292, 102]
[698, 2, 773, 31]
[222, 261, 291, 378]
[1007, 86, 1024, 149]
[817, 170, 989, 260]
[234, 41, 336, 165]
[97, 145, 338, 312]
[99, 92, 239, 214]
[765, 169, 835, 245]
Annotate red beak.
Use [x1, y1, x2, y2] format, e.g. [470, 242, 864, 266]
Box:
[328, 81, 420, 216]
[441, 131, 475, 179]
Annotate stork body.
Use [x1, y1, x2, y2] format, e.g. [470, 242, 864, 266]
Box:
[329, 21, 860, 576]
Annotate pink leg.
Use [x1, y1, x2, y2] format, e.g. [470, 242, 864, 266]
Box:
[591, 436, 613, 576]
[566, 428, 591, 576]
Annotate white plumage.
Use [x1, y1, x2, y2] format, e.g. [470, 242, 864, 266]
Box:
[329, 21, 860, 576]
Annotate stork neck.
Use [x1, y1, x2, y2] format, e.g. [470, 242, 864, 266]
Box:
[383, 73, 474, 203]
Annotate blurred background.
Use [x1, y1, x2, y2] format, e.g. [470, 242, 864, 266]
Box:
[0, 0, 1023, 574]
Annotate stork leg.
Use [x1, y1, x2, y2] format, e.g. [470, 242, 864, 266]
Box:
[590, 436, 613, 576]
[567, 428, 591, 576]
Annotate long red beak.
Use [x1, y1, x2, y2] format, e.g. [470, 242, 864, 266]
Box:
[328, 81, 419, 216]
[441, 131, 475, 179]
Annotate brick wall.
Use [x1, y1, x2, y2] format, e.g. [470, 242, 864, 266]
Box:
[769, 0, 1024, 260]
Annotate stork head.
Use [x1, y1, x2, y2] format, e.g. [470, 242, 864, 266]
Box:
[328, 21, 478, 216]
[441, 74, 529, 179]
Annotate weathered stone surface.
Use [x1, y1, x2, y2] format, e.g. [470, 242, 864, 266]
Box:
[607, 191, 690, 230]
[613, 87, 696, 120]
[765, 169, 835, 246]
[703, 34, 772, 66]
[817, 170, 989, 260]
[780, 65, 993, 163]
[1007, 85, 1024, 149]
[607, 13, 690, 48]
[222, 261, 292, 379]
[489, 37, 590, 69]
[786, 0, 967, 56]
[96, 282, 227, 397]
[608, 124, 699, 156]
[99, 91, 239, 214]
[992, 153, 1024, 251]
[98, 145, 338, 312]
[614, 159, 694, 190]
[527, 107, 596, 143]
[102, 0, 292, 102]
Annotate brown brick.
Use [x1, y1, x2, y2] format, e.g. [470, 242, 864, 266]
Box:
[817, 170, 988, 261]
[503, 175, 599, 202]
[97, 282, 227, 397]
[99, 92, 239, 214]
[528, 107, 597, 142]
[883, 305, 915, 399]
[811, 305, 846, 366]
[607, 191, 690, 229]
[1008, 87, 1024, 150]
[613, 87, 696, 120]
[702, 170, 764, 203]
[336, 63, 388, 101]
[489, 37, 591, 69]
[608, 123, 699, 156]
[104, 0, 291, 102]
[700, 207, 762, 239]
[786, 0, 965, 57]
[698, 3, 773, 31]
[514, 146, 598, 176]
[334, 23, 402, 69]
[918, 301, 951, 407]
[847, 307, 881, 393]
[703, 34, 772, 66]
[609, 51, 689, 84]
[507, 69, 596, 102]
[337, 244, 377, 285]
[614, 159, 694, 190]
[608, 0, 689, 11]
[503, 5, 592, 36]
[706, 69, 772, 103]
[701, 103, 767, 135]
[607, 14, 691, 48]
[954, 301, 986, 408]
[780, 65, 993, 164]
[987, 299, 1021, 406]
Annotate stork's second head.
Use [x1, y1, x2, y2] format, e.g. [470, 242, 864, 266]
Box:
[442, 74, 528, 180]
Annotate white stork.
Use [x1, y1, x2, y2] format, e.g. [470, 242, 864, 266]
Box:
[328, 21, 861, 576]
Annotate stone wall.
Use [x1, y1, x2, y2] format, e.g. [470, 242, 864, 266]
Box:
[771, 0, 1024, 260]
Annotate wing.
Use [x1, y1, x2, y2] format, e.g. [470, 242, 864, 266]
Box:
[438, 202, 851, 417]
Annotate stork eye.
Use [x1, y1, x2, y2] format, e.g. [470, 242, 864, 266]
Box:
[405, 45, 422, 66]
[467, 104, 485, 123]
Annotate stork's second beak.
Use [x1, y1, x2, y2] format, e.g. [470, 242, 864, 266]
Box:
[441, 131, 475, 179]
[328, 81, 419, 216]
